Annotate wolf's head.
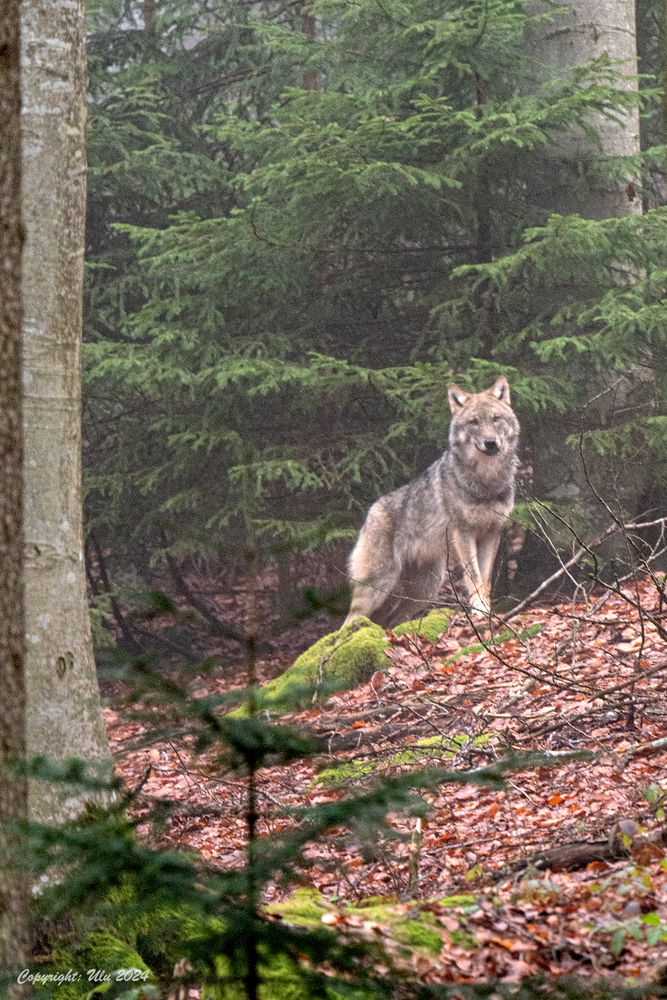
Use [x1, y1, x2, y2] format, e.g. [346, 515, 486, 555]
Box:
[447, 377, 519, 462]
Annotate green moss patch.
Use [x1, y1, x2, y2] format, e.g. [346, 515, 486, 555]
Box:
[392, 608, 451, 642]
[266, 887, 332, 926]
[268, 889, 480, 962]
[443, 623, 542, 665]
[231, 617, 388, 716]
[395, 918, 443, 955]
[45, 930, 155, 999]
[315, 732, 494, 788]
[437, 894, 478, 908]
[39, 885, 480, 998]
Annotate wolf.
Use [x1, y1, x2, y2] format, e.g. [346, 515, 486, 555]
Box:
[344, 376, 519, 627]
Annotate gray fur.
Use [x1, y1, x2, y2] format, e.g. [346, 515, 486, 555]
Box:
[344, 376, 520, 626]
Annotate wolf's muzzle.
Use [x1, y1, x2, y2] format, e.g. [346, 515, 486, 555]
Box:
[482, 439, 499, 455]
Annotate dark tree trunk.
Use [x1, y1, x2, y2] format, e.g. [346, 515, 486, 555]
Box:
[0, 0, 29, 970]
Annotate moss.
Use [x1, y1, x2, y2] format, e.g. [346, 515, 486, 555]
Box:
[40, 885, 477, 999]
[343, 904, 444, 956]
[315, 758, 379, 786]
[231, 617, 388, 716]
[443, 623, 542, 666]
[356, 895, 399, 907]
[257, 954, 375, 1000]
[44, 930, 154, 999]
[437, 894, 478, 908]
[449, 927, 480, 950]
[256, 953, 322, 1000]
[135, 908, 226, 981]
[315, 733, 493, 788]
[340, 901, 445, 957]
[392, 608, 451, 642]
[265, 887, 330, 927]
[394, 918, 442, 956]
[260, 892, 381, 999]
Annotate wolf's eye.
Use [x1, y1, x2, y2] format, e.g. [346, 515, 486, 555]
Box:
[469, 418, 480, 427]
[492, 415, 502, 424]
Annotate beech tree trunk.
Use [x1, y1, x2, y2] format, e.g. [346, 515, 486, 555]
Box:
[526, 0, 640, 219]
[21, 0, 112, 824]
[0, 0, 29, 970]
[523, 1, 647, 567]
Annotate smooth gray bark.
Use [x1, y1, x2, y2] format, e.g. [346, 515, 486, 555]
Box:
[523, 2, 646, 556]
[21, 0, 112, 824]
[0, 0, 29, 969]
[527, 0, 641, 218]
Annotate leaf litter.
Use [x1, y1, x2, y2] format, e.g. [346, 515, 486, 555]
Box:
[104, 574, 667, 987]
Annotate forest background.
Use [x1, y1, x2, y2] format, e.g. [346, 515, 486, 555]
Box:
[2, 0, 667, 996]
[84, 0, 667, 631]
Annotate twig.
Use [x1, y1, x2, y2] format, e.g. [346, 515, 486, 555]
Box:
[504, 515, 667, 620]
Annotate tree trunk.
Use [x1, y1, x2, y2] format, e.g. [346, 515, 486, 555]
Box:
[301, 4, 318, 91]
[526, 0, 640, 219]
[144, 0, 156, 35]
[521, 2, 646, 578]
[0, 0, 29, 969]
[21, 0, 112, 824]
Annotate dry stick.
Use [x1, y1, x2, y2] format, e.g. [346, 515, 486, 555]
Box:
[532, 503, 584, 595]
[503, 515, 667, 621]
[584, 563, 667, 647]
[166, 740, 225, 804]
[462, 601, 604, 700]
[588, 658, 667, 698]
[622, 734, 667, 759]
[544, 533, 667, 668]
[450, 574, 662, 714]
[84, 542, 126, 651]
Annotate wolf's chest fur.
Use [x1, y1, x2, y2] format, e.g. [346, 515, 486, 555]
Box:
[391, 450, 516, 564]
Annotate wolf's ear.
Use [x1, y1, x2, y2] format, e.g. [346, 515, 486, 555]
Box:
[489, 376, 510, 405]
[448, 384, 469, 413]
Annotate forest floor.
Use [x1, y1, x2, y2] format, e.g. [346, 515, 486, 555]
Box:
[102, 572, 667, 990]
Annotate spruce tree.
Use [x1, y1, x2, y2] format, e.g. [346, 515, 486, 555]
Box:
[84, 0, 667, 609]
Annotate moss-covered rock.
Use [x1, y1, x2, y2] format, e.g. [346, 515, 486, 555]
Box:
[38, 885, 480, 999]
[392, 608, 451, 642]
[134, 906, 226, 982]
[231, 617, 388, 716]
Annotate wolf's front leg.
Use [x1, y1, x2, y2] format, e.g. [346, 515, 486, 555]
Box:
[476, 531, 501, 608]
[444, 530, 489, 616]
